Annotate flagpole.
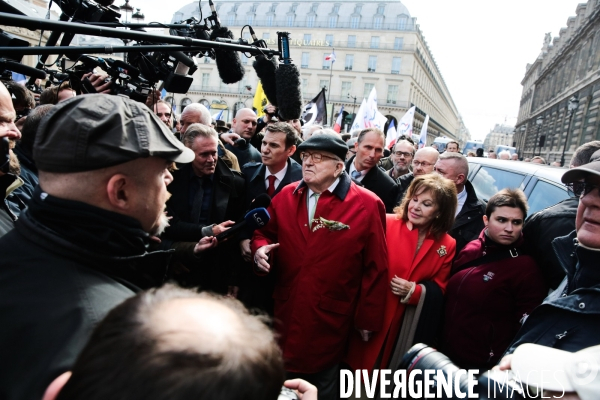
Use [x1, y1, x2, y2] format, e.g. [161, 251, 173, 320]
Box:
[328, 47, 334, 126]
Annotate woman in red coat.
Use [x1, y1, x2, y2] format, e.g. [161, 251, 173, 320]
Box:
[441, 188, 547, 370]
[346, 174, 457, 371]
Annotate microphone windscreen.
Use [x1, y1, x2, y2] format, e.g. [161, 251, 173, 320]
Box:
[252, 55, 278, 106]
[244, 208, 271, 231]
[251, 193, 272, 210]
[275, 64, 303, 121]
[210, 26, 245, 84]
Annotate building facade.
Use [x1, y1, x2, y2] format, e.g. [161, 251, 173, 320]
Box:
[170, 0, 464, 143]
[483, 124, 514, 152]
[515, 0, 600, 165]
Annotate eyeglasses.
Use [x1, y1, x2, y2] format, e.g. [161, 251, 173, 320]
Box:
[569, 181, 600, 197]
[412, 160, 434, 168]
[156, 112, 172, 118]
[394, 151, 413, 158]
[300, 152, 339, 163]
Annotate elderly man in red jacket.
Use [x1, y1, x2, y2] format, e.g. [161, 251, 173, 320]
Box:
[253, 134, 388, 400]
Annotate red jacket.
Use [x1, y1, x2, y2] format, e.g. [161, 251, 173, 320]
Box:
[441, 229, 548, 370]
[252, 174, 388, 373]
[345, 216, 456, 370]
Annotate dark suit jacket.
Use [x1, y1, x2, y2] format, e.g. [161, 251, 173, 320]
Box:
[241, 158, 303, 209]
[345, 156, 399, 213]
[163, 159, 245, 292]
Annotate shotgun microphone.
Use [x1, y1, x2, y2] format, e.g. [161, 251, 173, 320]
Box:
[0, 59, 46, 80]
[275, 32, 303, 121]
[252, 55, 278, 107]
[209, 26, 245, 84]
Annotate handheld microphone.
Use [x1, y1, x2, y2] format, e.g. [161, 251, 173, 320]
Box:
[275, 32, 303, 121]
[210, 26, 245, 84]
[215, 207, 270, 241]
[249, 193, 272, 211]
[252, 55, 278, 106]
[0, 59, 46, 80]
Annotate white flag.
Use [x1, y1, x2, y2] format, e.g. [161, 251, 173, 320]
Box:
[419, 115, 430, 148]
[396, 106, 416, 142]
[350, 98, 368, 131]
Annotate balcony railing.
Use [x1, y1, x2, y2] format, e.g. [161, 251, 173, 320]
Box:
[226, 19, 417, 31]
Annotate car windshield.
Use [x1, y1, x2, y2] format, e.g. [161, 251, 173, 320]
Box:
[470, 166, 526, 201]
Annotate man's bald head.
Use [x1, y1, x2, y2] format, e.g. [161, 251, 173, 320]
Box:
[412, 147, 439, 176]
[232, 108, 258, 139]
[53, 285, 284, 400]
[435, 152, 469, 192]
[180, 103, 212, 133]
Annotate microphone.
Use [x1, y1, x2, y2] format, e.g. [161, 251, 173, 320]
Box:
[249, 193, 271, 211]
[170, 51, 198, 75]
[275, 32, 303, 121]
[208, 0, 221, 28]
[210, 26, 245, 84]
[252, 55, 278, 106]
[0, 59, 46, 80]
[215, 207, 270, 241]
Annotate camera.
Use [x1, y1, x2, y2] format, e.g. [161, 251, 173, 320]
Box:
[277, 387, 299, 400]
[399, 343, 525, 399]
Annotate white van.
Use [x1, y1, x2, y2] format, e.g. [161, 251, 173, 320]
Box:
[462, 140, 484, 155]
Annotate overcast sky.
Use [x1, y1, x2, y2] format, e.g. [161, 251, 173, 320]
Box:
[55, 0, 587, 140]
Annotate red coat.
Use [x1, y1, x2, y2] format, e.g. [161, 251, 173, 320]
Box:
[251, 175, 388, 373]
[345, 215, 456, 371]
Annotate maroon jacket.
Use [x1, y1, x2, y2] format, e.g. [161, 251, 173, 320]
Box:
[441, 229, 547, 370]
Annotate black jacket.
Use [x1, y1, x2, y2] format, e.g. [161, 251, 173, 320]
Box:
[396, 171, 415, 205]
[506, 231, 600, 356]
[0, 188, 171, 400]
[448, 180, 486, 256]
[225, 141, 262, 167]
[345, 156, 398, 212]
[523, 197, 578, 290]
[164, 159, 245, 291]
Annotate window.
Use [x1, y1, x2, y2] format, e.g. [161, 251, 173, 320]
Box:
[368, 56, 377, 72]
[328, 15, 338, 28]
[301, 52, 309, 68]
[374, 16, 383, 29]
[345, 54, 353, 70]
[527, 180, 570, 215]
[377, 5, 385, 14]
[350, 16, 359, 29]
[348, 35, 356, 48]
[204, 57, 211, 64]
[387, 85, 398, 104]
[199, 99, 210, 108]
[323, 53, 331, 69]
[355, 5, 362, 13]
[241, 53, 248, 65]
[310, 3, 318, 12]
[333, 4, 340, 13]
[233, 3, 240, 12]
[398, 14, 408, 30]
[287, 14, 295, 26]
[307, 15, 315, 27]
[251, 4, 258, 12]
[470, 166, 526, 202]
[304, 34, 312, 43]
[181, 98, 192, 111]
[266, 15, 273, 26]
[263, 32, 270, 40]
[325, 34, 333, 46]
[202, 73, 210, 89]
[394, 37, 404, 50]
[270, 3, 277, 12]
[371, 36, 380, 49]
[228, 14, 235, 25]
[341, 81, 351, 96]
[291, 3, 298, 12]
[320, 79, 329, 93]
[391, 57, 401, 74]
[302, 78, 308, 94]
[363, 83, 374, 99]
[247, 15, 254, 24]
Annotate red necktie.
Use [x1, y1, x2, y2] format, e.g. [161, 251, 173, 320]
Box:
[267, 175, 277, 197]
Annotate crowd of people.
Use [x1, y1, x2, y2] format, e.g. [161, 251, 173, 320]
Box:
[1, 76, 600, 400]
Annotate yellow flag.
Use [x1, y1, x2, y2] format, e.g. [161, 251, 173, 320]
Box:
[253, 81, 268, 117]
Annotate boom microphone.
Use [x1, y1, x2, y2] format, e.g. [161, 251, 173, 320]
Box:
[215, 207, 270, 241]
[275, 32, 303, 121]
[209, 26, 245, 84]
[0, 59, 46, 80]
[252, 55, 278, 106]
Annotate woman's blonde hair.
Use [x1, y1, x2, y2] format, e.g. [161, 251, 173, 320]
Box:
[394, 174, 457, 240]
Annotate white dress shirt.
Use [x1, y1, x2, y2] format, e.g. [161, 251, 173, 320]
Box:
[264, 163, 288, 191]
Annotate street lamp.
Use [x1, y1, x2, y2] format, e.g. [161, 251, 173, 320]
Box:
[560, 95, 580, 167]
[132, 8, 145, 23]
[347, 93, 357, 113]
[533, 116, 543, 157]
[119, 0, 134, 23]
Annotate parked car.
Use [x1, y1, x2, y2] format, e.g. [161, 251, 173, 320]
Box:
[466, 158, 574, 216]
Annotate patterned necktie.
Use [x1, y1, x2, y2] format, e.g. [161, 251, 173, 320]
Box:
[267, 175, 277, 197]
[309, 193, 320, 225]
[351, 170, 362, 180]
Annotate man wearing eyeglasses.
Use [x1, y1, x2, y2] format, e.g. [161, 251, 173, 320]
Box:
[388, 139, 414, 181]
[500, 150, 600, 366]
[396, 146, 440, 203]
[252, 134, 388, 400]
[524, 141, 600, 290]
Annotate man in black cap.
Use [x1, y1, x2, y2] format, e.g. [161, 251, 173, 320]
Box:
[0, 94, 200, 400]
[499, 150, 600, 367]
[252, 134, 388, 400]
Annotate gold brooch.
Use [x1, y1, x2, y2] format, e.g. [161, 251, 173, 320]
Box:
[437, 245, 447, 257]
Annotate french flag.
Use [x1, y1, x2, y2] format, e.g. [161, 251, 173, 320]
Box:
[333, 105, 344, 133]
